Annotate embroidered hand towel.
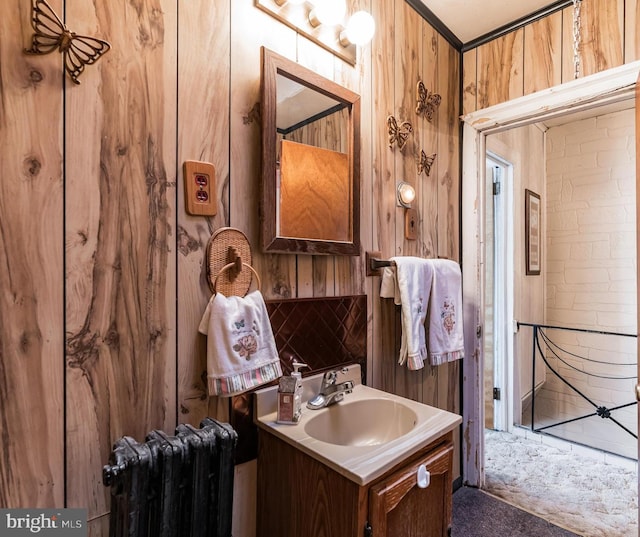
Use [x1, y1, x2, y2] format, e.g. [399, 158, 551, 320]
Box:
[427, 259, 464, 366]
[198, 290, 282, 396]
[380, 256, 434, 370]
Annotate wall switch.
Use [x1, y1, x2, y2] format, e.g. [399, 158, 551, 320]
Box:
[183, 160, 217, 216]
[404, 208, 418, 240]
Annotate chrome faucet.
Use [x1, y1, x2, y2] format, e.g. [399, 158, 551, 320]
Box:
[307, 368, 354, 410]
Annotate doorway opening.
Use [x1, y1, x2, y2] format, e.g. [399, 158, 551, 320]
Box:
[463, 66, 637, 534]
[461, 61, 640, 489]
[481, 103, 637, 458]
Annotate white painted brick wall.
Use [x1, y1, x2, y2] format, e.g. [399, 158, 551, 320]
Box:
[541, 108, 637, 459]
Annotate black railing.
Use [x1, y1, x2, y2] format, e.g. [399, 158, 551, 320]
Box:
[518, 322, 638, 445]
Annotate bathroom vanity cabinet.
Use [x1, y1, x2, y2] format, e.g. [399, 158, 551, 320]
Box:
[256, 429, 454, 537]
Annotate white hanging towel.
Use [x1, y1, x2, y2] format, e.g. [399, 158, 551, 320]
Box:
[198, 290, 282, 396]
[380, 256, 434, 370]
[427, 259, 464, 366]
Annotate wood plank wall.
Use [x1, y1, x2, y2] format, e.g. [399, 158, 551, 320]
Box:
[1, 0, 633, 533]
[0, 0, 461, 534]
[463, 0, 638, 114]
[0, 0, 64, 509]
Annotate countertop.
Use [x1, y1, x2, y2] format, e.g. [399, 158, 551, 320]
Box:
[254, 364, 462, 485]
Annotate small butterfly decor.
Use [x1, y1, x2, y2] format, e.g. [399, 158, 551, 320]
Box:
[415, 80, 441, 122]
[387, 115, 413, 152]
[24, 0, 111, 85]
[417, 149, 437, 177]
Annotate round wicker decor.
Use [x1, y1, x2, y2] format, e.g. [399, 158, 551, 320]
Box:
[206, 227, 254, 296]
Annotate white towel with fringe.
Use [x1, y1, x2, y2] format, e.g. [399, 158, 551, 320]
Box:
[380, 256, 434, 370]
[198, 290, 282, 396]
[427, 259, 464, 366]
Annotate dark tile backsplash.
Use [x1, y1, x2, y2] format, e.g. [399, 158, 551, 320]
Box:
[230, 295, 367, 463]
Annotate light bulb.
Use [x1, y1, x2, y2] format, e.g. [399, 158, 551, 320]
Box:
[309, 0, 346, 27]
[341, 10, 375, 46]
[397, 182, 416, 208]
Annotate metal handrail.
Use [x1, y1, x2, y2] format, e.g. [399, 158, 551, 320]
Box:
[518, 322, 638, 445]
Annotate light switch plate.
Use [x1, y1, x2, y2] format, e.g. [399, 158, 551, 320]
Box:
[183, 160, 217, 216]
[405, 208, 418, 240]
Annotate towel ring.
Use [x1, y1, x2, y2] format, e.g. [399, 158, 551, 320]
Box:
[206, 227, 254, 296]
[212, 262, 261, 295]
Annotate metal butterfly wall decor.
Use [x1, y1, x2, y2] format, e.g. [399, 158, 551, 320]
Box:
[417, 149, 436, 176]
[24, 0, 111, 85]
[387, 115, 413, 151]
[415, 81, 441, 122]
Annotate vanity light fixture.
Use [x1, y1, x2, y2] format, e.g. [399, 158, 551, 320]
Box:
[255, 0, 375, 65]
[397, 182, 416, 208]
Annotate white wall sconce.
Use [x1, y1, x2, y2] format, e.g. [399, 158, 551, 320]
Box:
[397, 182, 416, 208]
[397, 182, 418, 240]
[256, 0, 375, 66]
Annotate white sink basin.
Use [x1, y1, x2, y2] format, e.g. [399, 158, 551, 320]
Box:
[304, 398, 417, 446]
[254, 364, 462, 485]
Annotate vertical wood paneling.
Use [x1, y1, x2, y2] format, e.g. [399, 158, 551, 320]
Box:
[435, 37, 459, 264]
[524, 11, 562, 95]
[625, 0, 640, 62]
[177, 0, 230, 425]
[419, 21, 440, 408]
[420, 23, 439, 261]
[462, 50, 477, 115]
[393, 0, 423, 403]
[464, 0, 634, 109]
[561, 0, 624, 81]
[477, 29, 524, 109]
[371, 0, 397, 392]
[65, 0, 177, 518]
[343, 0, 374, 383]
[395, 1, 422, 259]
[436, 35, 461, 481]
[0, 0, 64, 508]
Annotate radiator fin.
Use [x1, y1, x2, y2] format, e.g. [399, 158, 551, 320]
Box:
[103, 419, 237, 537]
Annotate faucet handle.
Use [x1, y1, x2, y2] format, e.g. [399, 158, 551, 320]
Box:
[323, 370, 337, 384]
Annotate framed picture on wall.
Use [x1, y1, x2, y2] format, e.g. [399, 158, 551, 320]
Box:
[525, 189, 541, 275]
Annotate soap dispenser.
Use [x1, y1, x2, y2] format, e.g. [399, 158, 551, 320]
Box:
[277, 360, 308, 425]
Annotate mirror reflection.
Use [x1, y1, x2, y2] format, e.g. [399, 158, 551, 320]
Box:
[276, 76, 350, 243]
[260, 47, 361, 255]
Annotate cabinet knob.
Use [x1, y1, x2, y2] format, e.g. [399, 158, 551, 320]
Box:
[417, 464, 430, 488]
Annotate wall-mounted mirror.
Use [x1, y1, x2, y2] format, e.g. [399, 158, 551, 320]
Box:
[260, 47, 361, 255]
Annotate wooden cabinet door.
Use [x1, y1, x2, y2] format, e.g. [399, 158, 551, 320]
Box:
[368, 442, 454, 537]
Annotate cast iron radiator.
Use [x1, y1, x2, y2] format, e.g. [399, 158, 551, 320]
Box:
[102, 418, 237, 537]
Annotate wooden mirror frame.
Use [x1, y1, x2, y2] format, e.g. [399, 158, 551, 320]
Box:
[260, 47, 361, 255]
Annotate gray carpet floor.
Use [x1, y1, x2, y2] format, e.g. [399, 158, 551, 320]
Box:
[452, 486, 582, 537]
